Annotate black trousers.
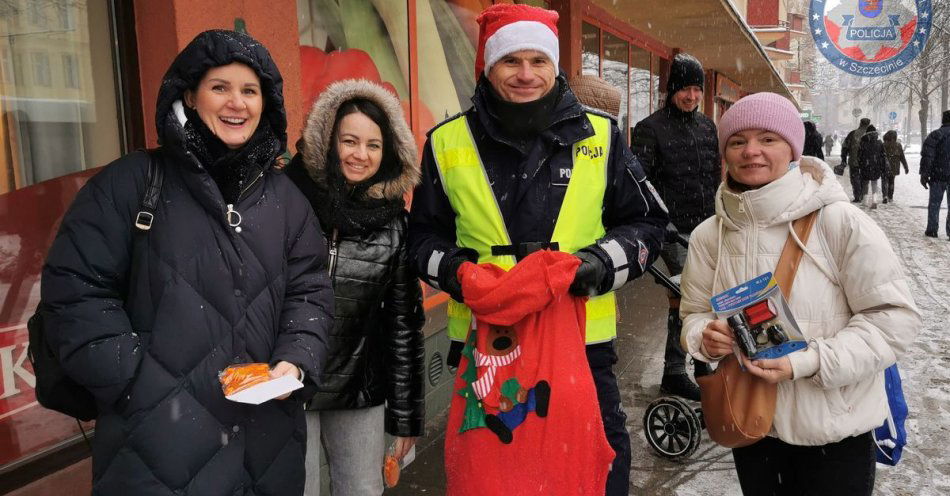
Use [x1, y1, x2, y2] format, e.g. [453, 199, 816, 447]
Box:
[850, 166, 864, 200]
[732, 432, 877, 496]
[587, 342, 631, 496]
[882, 174, 895, 200]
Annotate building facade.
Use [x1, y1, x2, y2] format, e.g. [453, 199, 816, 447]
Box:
[0, 0, 795, 492]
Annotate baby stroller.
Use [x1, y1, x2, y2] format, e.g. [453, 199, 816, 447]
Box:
[641, 235, 706, 462]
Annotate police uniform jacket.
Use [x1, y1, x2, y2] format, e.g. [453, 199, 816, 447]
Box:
[408, 74, 668, 362]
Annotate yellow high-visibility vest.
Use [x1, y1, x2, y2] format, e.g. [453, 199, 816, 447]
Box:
[430, 112, 616, 345]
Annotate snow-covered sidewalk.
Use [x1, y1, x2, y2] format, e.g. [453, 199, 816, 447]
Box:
[850, 156, 950, 496]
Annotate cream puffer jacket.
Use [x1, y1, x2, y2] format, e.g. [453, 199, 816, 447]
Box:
[680, 157, 921, 446]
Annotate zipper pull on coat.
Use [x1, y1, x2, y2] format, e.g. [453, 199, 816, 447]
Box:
[226, 204, 243, 233]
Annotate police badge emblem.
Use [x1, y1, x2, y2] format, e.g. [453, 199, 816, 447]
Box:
[810, 0, 932, 77]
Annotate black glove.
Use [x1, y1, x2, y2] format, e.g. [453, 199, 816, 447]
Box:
[921, 176, 929, 189]
[569, 249, 607, 297]
[664, 223, 681, 244]
[440, 256, 469, 303]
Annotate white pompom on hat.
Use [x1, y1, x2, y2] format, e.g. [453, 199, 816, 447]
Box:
[475, 4, 560, 78]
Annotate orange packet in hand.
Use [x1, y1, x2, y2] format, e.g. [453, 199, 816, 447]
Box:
[383, 452, 400, 488]
[219, 363, 271, 397]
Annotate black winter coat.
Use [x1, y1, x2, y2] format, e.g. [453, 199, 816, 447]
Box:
[630, 105, 720, 235]
[921, 124, 950, 182]
[859, 131, 888, 181]
[41, 31, 333, 495]
[288, 80, 426, 437]
[803, 128, 825, 160]
[409, 75, 667, 355]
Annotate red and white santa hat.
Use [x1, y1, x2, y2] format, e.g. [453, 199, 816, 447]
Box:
[475, 4, 560, 78]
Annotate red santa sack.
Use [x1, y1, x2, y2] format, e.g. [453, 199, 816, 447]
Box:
[445, 250, 614, 495]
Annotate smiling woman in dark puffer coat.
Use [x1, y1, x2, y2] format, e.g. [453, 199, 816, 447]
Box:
[41, 30, 333, 495]
[284, 79, 425, 495]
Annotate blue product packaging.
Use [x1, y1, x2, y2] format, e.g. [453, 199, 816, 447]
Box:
[710, 272, 807, 360]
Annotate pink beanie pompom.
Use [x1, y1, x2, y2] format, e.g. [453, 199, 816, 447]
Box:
[717, 92, 804, 161]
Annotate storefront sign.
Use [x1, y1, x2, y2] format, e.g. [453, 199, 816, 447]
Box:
[810, 0, 932, 77]
[0, 171, 99, 471]
[716, 74, 742, 104]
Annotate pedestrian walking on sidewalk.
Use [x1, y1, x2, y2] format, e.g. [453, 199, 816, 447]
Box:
[803, 120, 824, 160]
[882, 130, 909, 203]
[841, 117, 871, 202]
[859, 125, 887, 209]
[824, 132, 835, 157]
[40, 30, 334, 495]
[285, 79, 426, 496]
[630, 52, 719, 402]
[408, 4, 667, 493]
[679, 92, 921, 496]
[920, 110, 950, 238]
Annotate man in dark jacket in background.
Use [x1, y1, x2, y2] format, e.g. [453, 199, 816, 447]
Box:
[921, 110, 950, 238]
[803, 120, 825, 160]
[408, 5, 667, 493]
[630, 52, 719, 401]
[842, 117, 871, 202]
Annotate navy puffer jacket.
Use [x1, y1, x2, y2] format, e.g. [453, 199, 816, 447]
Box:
[41, 30, 333, 495]
[631, 104, 721, 235]
[921, 123, 950, 182]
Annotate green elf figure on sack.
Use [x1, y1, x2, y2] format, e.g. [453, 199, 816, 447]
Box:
[457, 324, 551, 443]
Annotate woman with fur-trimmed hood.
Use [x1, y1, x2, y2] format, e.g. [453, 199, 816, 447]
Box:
[285, 79, 425, 494]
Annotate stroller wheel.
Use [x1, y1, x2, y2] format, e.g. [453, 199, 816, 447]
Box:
[643, 396, 702, 461]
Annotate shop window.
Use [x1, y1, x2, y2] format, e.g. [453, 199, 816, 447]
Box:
[29, 2, 48, 29]
[601, 31, 627, 139]
[297, 0, 410, 120]
[62, 53, 79, 89]
[58, 1, 76, 31]
[416, 0, 481, 131]
[515, 0, 551, 7]
[629, 45, 651, 131]
[0, 0, 123, 476]
[652, 59, 661, 112]
[0, 47, 10, 84]
[32, 53, 51, 87]
[581, 22, 599, 76]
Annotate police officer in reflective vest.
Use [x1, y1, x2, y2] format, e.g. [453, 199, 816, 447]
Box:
[407, 4, 667, 494]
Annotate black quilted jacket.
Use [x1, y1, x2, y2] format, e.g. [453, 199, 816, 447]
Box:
[41, 31, 333, 495]
[859, 131, 888, 181]
[631, 105, 721, 235]
[287, 80, 426, 437]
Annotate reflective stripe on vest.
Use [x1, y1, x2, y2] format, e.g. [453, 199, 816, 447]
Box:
[430, 113, 616, 344]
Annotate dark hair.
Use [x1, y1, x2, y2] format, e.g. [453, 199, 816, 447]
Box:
[866, 124, 877, 133]
[860, 117, 871, 126]
[803, 120, 817, 133]
[327, 98, 401, 194]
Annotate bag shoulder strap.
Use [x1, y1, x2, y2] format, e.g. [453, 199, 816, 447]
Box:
[774, 210, 819, 300]
[134, 149, 164, 231]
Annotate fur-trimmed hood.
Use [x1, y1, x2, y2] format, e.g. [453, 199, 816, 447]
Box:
[301, 79, 420, 200]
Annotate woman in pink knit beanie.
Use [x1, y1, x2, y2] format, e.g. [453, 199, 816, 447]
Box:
[678, 92, 921, 494]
